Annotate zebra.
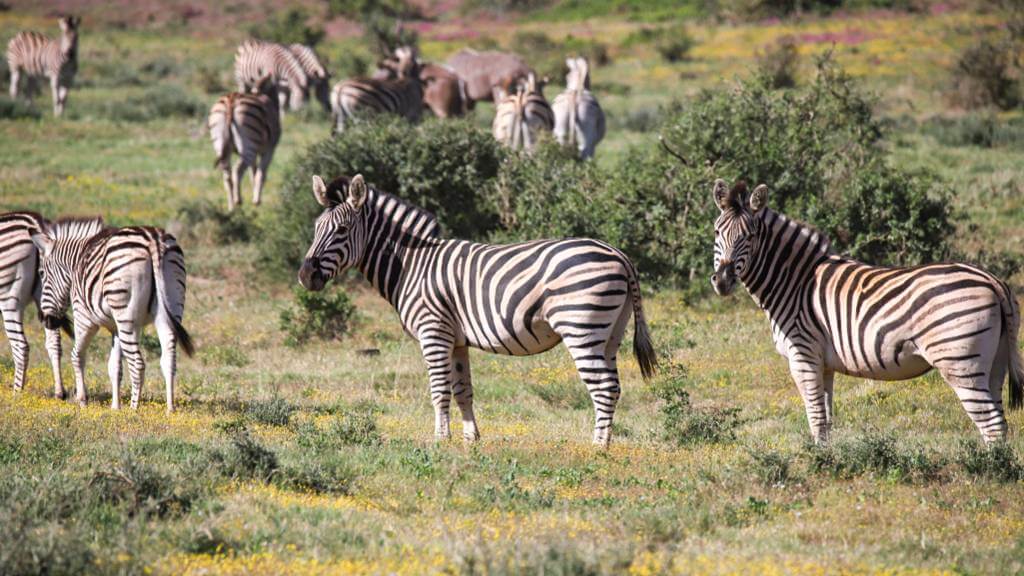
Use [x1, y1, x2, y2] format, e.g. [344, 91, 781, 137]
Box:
[6, 15, 80, 117]
[32, 218, 194, 412]
[552, 57, 605, 159]
[208, 74, 281, 210]
[0, 212, 69, 398]
[297, 174, 656, 446]
[234, 39, 308, 118]
[709, 178, 1023, 444]
[492, 73, 554, 151]
[330, 46, 423, 135]
[288, 43, 331, 114]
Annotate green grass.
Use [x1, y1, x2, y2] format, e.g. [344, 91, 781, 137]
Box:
[1, 5, 1024, 575]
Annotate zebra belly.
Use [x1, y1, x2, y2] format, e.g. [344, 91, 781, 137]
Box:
[829, 339, 933, 381]
[460, 317, 562, 356]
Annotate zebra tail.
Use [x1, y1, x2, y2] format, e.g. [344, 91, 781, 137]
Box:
[1004, 285, 1023, 410]
[213, 95, 234, 169]
[568, 90, 578, 150]
[148, 238, 195, 358]
[628, 265, 657, 380]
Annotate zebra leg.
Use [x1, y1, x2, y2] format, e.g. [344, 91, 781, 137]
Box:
[939, 368, 1006, 444]
[49, 75, 61, 117]
[823, 368, 836, 428]
[221, 165, 235, 211]
[418, 326, 455, 441]
[9, 68, 19, 99]
[789, 358, 830, 444]
[231, 158, 248, 209]
[107, 336, 123, 410]
[572, 346, 621, 447]
[45, 327, 65, 400]
[154, 311, 179, 413]
[71, 321, 99, 407]
[116, 323, 147, 410]
[252, 148, 275, 206]
[451, 346, 479, 442]
[1, 301, 29, 392]
[56, 83, 69, 117]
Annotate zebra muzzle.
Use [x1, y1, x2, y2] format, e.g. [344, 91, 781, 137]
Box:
[711, 263, 736, 296]
[298, 259, 325, 291]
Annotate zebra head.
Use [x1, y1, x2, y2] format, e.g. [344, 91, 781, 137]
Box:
[565, 57, 590, 91]
[30, 217, 104, 328]
[298, 174, 369, 292]
[711, 179, 768, 296]
[58, 15, 81, 56]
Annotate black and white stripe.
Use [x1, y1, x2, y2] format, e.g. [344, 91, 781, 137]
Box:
[288, 43, 331, 113]
[330, 46, 423, 134]
[6, 15, 80, 117]
[33, 219, 194, 412]
[234, 39, 308, 116]
[208, 76, 281, 210]
[0, 212, 67, 398]
[493, 74, 554, 151]
[298, 174, 656, 446]
[552, 57, 605, 159]
[710, 179, 1023, 443]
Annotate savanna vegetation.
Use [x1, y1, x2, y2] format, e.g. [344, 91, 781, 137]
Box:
[1, 0, 1023, 574]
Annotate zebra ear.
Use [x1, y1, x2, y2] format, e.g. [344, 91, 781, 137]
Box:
[749, 184, 769, 212]
[31, 232, 53, 258]
[348, 174, 368, 210]
[312, 175, 331, 207]
[713, 179, 732, 212]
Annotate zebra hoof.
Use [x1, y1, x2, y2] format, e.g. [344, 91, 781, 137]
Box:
[54, 390, 66, 401]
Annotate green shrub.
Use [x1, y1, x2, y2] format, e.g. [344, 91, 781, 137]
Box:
[256, 117, 505, 277]
[213, 425, 279, 482]
[757, 35, 799, 89]
[296, 410, 382, 449]
[77, 84, 206, 122]
[655, 26, 695, 63]
[364, 12, 419, 58]
[949, 37, 1020, 111]
[277, 455, 354, 494]
[748, 447, 795, 486]
[955, 441, 1023, 482]
[90, 453, 193, 518]
[809, 431, 944, 482]
[0, 95, 42, 120]
[279, 285, 356, 347]
[248, 8, 325, 47]
[654, 367, 740, 445]
[920, 114, 1024, 149]
[244, 397, 297, 426]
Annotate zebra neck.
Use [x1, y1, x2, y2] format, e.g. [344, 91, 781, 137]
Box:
[357, 191, 441, 308]
[741, 209, 831, 316]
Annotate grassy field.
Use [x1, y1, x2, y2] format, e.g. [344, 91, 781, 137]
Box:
[1, 4, 1024, 575]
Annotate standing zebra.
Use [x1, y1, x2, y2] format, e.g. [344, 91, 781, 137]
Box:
[492, 74, 554, 151]
[552, 57, 605, 159]
[298, 174, 656, 446]
[288, 43, 331, 114]
[208, 75, 281, 210]
[330, 46, 423, 134]
[0, 212, 68, 398]
[6, 15, 80, 117]
[710, 179, 1023, 443]
[32, 218, 194, 412]
[234, 39, 307, 118]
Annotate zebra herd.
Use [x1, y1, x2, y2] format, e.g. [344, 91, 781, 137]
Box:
[3, 17, 1023, 447]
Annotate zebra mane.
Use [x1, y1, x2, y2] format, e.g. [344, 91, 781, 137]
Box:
[367, 188, 440, 240]
[760, 208, 833, 255]
[46, 217, 104, 241]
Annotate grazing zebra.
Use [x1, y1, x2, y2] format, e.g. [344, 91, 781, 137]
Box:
[330, 46, 422, 134]
[0, 212, 68, 398]
[492, 74, 554, 151]
[32, 218, 194, 412]
[6, 15, 80, 117]
[234, 39, 308, 117]
[710, 179, 1023, 443]
[208, 75, 281, 210]
[552, 57, 605, 159]
[375, 58, 468, 119]
[297, 174, 656, 446]
[288, 43, 331, 114]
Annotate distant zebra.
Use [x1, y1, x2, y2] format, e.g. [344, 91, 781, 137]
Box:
[6, 15, 80, 117]
[492, 74, 554, 151]
[552, 57, 605, 159]
[32, 218, 194, 412]
[208, 75, 281, 210]
[710, 179, 1023, 443]
[0, 212, 68, 397]
[288, 43, 331, 114]
[298, 174, 656, 446]
[234, 39, 308, 117]
[330, 46, 422, 134]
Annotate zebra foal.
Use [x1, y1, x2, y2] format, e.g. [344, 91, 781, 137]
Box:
[331, 46, 423, 134]
[298, 174, 656, 446]
[552, 57, 605, 159]
[492, 73, 554, 151]
[208, 75, 281, 210]
[710, 179, 1023, 443]
[6, 15, 80, 117]
[33, 219, 194, 412]
[0, 212, 68, 398]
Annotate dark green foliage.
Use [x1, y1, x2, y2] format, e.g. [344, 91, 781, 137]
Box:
[509, 31, 611, 81]
[748, 447, 795, 486]
[296, 410, 382, 449]
[955, 441, 1024, 482]
[474, 459, 555, 511]
[809, 431, 944, 482]
[949, 37, 1020, 111]
[0, 95, 42, 120]
[654, 25, 695, 63]
[757, 35, 799, 89]
[90, 453, 193, 518]
[213, 425, 280, 482]
[244, 397, 297, 426]
[277, 455, 354, 494]
[654, 367, 740, 445]
[279, 285, 356, 347]
[257, 117, 505, 276]
[327, 0, 418, 18]
[248, 8, 325, 47]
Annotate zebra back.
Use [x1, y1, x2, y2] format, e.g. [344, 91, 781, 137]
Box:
[208, 78, 281, 168]
[6, 16, 79, 79]
[235, 40, 308, 92]
[493, 74, 554, 150]
[552, 58, 604, 158]
[331, 47, 423, 127]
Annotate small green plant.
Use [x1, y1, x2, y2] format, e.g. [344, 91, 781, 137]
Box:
[949, 37, 1020, 110]
[296, 410, 382, 450]
[757, 35, 799, 89]
[244, 397, 297, 427]
[748, 447, 795, 487]
[955, 440, 1024, 482]
[654, 367, 740, 445]
[177, 199, 255, 244]
[279, 285, 357, 347]
[655, 26, 695, 63]
[213, 425, 279, 482]
[809, 431, 944, 482]
[0, 96, 41, 120]
[90, 453, 193, 518]
[277, 455, 354, 494]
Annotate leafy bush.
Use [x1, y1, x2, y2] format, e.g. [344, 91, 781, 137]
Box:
[248, 8, 325, 47]
[296, 410, 382, 449]
[244, 397, 297, 426]
[256, 117, 505, 277]
[809, 431, 944, 482]
[655, 26, 695, 63]
[0, 96, 42, 120]
[364, 13, 420, 58]
[279, 285, 356, 347]
[955, 441, 1024, 482]
[213, 424, 279, 482]
[748, 447, 795, 486]
[654, 368, 740, 445]
[949, 37, 1020, 110]
[277, 455, 354, 494]
[91, 453, 193, 518]
[757, 35, 799, 89]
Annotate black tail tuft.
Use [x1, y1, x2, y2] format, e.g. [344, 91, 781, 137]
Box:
[59, 315, 74, 338]
[1010, 366, 1023, 411]
[633, 314, 657, 381]
[172, 317, 195, 357]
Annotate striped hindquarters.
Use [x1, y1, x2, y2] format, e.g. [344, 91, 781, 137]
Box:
[208, 91, 280, 167]
[6, 31, 63, 77]
[552, 89, 605, 156]
[288, 44, 327, 80]
[234, 40, 307, 91]
[493, 90, 553, 149]
[331, 77, 423, 122]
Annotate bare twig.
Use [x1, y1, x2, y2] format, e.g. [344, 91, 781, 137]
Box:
[658, 135, 689, 166]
